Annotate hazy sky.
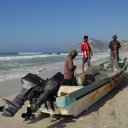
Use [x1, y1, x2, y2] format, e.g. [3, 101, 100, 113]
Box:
[0, 0, 128, 53]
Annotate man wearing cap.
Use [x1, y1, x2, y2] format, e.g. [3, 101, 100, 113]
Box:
[63, 50, 78, 85]
[109, 35, 121, 68]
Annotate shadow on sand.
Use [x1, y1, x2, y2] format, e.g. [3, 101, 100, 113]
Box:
[28, 75, 128, 128]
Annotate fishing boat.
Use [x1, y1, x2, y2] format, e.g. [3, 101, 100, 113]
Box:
[40, 57, 128, 117]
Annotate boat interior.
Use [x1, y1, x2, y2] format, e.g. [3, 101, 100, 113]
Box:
[58, 58, 126, 96]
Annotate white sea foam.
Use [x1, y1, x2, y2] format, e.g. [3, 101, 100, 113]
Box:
[17, 52, 42, 55]
[0, 54, 66, 61]
[59, 53, 69, 56]
[0, 61, 64, 82]
[0, 52, 109, 82]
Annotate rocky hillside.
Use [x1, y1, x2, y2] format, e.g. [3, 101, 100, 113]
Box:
[89, 39, 109, 52]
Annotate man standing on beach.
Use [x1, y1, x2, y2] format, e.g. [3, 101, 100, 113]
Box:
[63, 50, 78, 85]
[109, 35, 121, 68]
[80, 35, 93, 74]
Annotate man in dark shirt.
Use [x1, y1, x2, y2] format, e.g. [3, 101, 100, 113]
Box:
[63, 50, 78, 85]
[109, 35, 121, 69]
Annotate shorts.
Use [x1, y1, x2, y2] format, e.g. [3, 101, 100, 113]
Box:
[82, 58, 88, 63]
[82, 57, 90, 66]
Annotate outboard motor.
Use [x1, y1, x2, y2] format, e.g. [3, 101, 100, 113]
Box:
[31, 72, 64, 112]
[2, 73, 45, 117]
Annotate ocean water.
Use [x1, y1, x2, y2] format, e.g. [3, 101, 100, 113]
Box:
[0, 52, 109, 82]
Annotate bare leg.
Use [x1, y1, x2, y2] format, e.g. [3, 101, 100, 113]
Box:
[82, 62, 85, 74]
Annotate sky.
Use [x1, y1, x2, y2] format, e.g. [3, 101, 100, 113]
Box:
[0, 0, 128, 53]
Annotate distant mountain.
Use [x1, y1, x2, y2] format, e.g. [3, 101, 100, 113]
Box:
[89, 39, 109, 52]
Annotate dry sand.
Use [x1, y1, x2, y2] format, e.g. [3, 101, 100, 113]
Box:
[0, 53, 128, 128]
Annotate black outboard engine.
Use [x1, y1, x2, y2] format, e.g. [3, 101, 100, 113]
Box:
[30, 72, 64, 112]
[2, 73, 45, 117]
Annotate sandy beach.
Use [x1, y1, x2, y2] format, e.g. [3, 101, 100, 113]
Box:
[0, 53, 128, 128]
[1, 0, 128, 127]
